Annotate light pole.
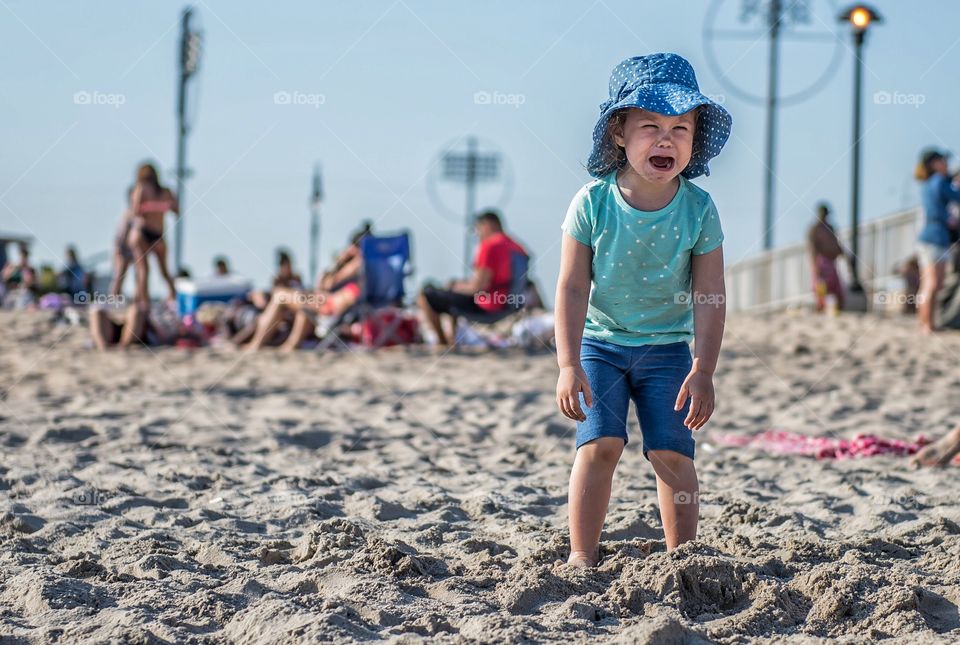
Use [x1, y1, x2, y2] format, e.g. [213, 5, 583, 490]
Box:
[441, 137, 500, 272]
[762, 0, 782, 252]
[174, 6, 202, 273]
[838, 4, 882, 294]
[704, 0, 840, 252]
[309, 164, 322, 285]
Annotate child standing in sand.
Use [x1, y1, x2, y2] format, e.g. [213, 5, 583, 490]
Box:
[555, 53, 731, 566]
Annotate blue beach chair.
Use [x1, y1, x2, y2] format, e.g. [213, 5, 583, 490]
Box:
[317, 231, 414, 349]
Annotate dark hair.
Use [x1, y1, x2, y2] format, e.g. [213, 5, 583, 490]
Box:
[277, 249, 292, 266]
[137, 162, 162, 192]
[214, 256, 229, 269]
[816, 202, 830, 219]
[475, 210, 502, 231]
[917, 149, 947, 181]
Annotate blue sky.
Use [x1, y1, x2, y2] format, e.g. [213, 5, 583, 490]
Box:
[2, 0, 957, 300]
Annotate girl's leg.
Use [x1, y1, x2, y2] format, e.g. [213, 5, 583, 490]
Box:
[911, 424, 960, 468]
[118, 305, 147, 349]
[567, 436, 624, 566]
[417, 290, 449, 345]
[648, 450, 699, 550]
[247, 288, 296, 350]
[110, 250, 129, 297]
[918, 261, 945, 333]
[151, 238, 177, 302]
[90, 308, 118, 351]
[128, 230, 151, 309]
[279, 309, 314, 352]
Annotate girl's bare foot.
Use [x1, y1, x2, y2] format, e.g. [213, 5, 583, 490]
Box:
[911, 427, 960, 468]
[566, 548, 599, 568]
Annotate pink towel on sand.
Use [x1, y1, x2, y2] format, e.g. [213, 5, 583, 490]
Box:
[715, 429, 930, 460]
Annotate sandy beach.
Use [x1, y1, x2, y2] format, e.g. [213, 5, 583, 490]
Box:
[1, 309, 959, 643]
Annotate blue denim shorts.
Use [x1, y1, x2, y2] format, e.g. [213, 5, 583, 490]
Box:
[576, 336, 695, 460]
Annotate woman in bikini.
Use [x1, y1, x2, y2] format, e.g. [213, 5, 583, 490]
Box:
[127, 162, 179, 308]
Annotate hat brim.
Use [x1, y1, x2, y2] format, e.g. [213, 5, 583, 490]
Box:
[587, 83, 732, 180]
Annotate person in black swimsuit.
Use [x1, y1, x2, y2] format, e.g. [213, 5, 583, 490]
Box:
[126, 162, 179, 308]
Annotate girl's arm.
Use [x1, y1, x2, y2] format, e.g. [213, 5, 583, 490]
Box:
[675, 245, 725, 430]
[130, 183, 143, 217]
[555, 233, 593, 420]
[168, 189, 180, 215]
[691, 245, 725, 375]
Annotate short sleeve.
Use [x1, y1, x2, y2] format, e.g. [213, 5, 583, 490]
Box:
[474, 238, 492, 270]
[561, 187, 593, 247]
[692, 196, 724, 255]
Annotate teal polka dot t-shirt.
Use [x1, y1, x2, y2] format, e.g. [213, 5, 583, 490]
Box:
[561, 172, 723, 347]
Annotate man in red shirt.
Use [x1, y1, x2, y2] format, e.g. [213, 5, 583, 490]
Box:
[418, 210, 527, 346]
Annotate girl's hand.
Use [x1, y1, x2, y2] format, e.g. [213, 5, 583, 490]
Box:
[557, 365, 592, 421]
[674, 359, 715, 430]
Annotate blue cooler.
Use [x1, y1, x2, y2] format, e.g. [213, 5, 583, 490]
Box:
[176, 276, 252, 318]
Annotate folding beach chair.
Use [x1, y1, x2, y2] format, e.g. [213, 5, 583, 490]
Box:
[317, 231, 415, 349]
[457, 248, 530, 328]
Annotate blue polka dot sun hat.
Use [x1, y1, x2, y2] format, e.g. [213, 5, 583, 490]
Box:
[587, 53, 732, 180]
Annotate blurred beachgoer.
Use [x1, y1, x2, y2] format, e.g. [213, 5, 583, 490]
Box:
[318, 222, 369, 291]
[247, 234, 366, 351]
[916, 149, 960, 334]
[214, 256, 230, 277]
[272, 249, 303, 290]
[237, 248, 302, 312]
[2, 242, 37, 307]
[418, 210, 527, 346]
[232, 248, 315, 346]
[807, 202, 845, 312]
[89, 303, 183, 351]
[911, 424, 960, 468]
[2, 242, 35, 290]
[58, 246, 87, 297]
[37, 265, 58, 295]
[127, 162, 179, 307]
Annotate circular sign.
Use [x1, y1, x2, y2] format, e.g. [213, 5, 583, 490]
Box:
[426, 135, 513, 224]
[703, 0, 843, 106]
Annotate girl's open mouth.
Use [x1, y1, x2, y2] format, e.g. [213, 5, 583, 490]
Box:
[649, 156, 675, 171]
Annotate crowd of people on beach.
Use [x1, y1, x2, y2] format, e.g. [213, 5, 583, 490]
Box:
[55, 162, 546, 354]
[0, 242, 91, 309]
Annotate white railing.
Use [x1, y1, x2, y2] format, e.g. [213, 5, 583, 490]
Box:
[725, 207, 922, 313]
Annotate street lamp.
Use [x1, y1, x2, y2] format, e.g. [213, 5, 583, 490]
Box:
[838, 4, 882, 297]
